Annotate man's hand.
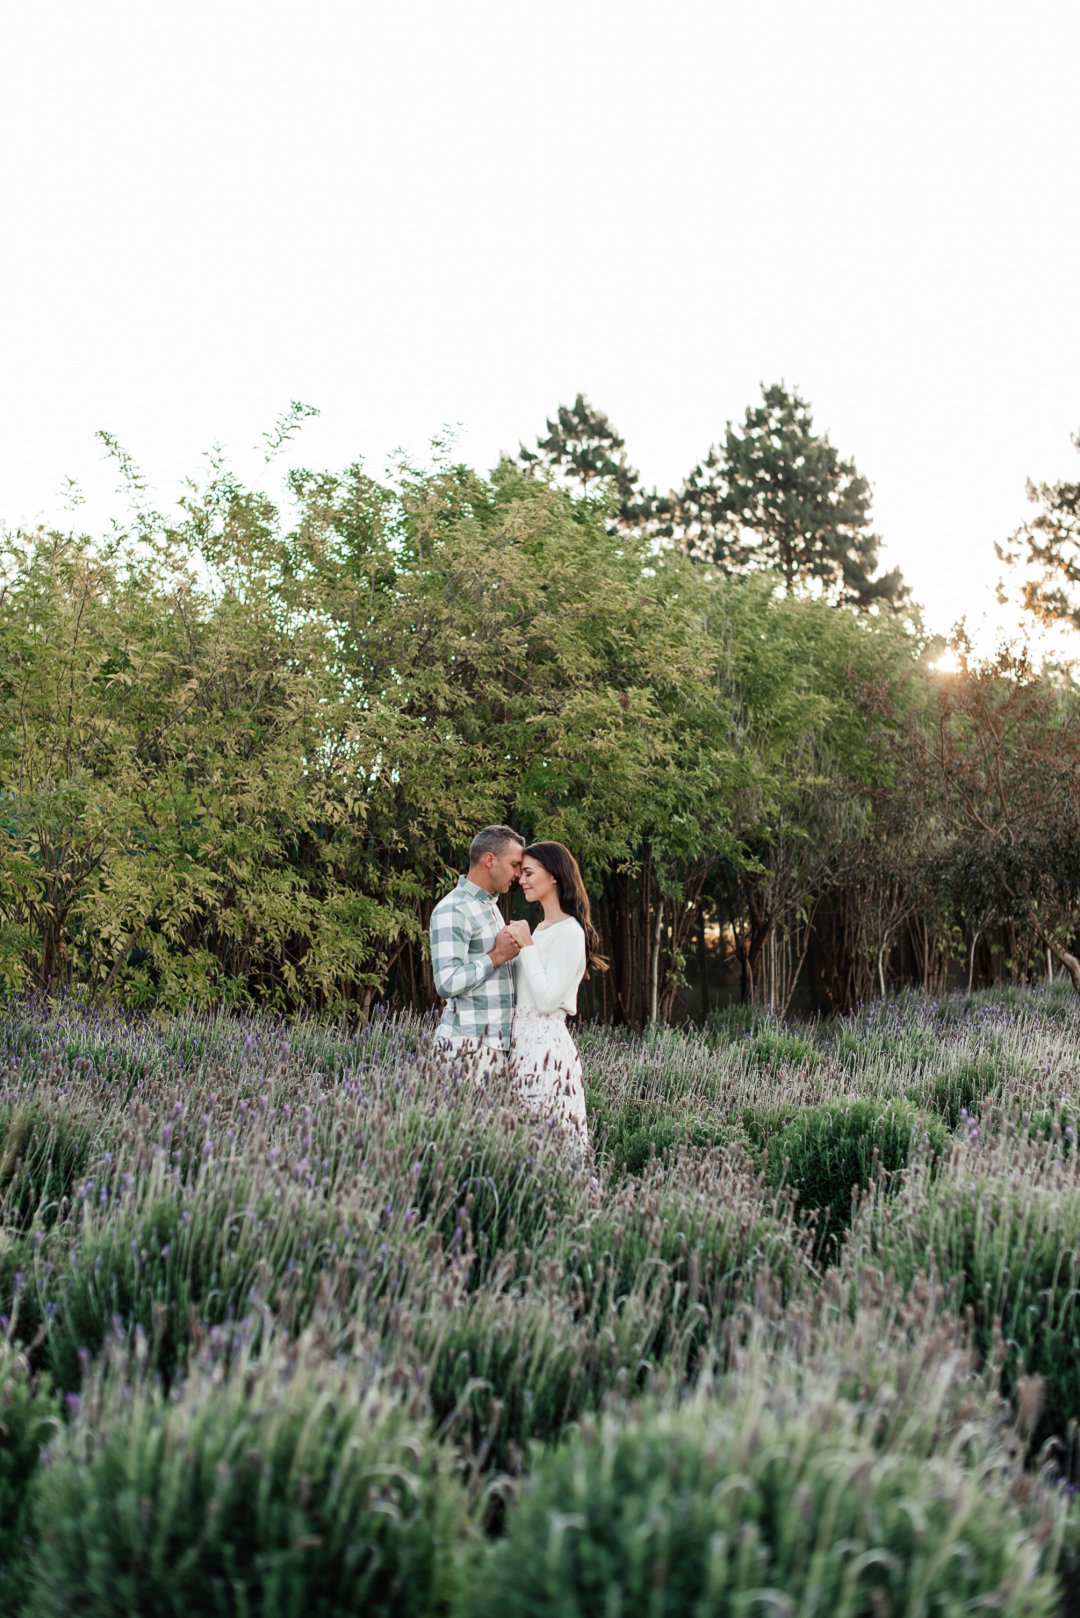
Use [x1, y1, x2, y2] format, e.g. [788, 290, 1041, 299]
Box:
[489, 926, 521, 968]
[507, 919, 533, 949]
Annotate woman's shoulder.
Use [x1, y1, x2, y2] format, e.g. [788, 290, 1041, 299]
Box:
[537, 915, 585, 941]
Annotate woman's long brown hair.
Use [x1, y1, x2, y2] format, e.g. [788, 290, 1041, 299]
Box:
[523, 841, 608, 976]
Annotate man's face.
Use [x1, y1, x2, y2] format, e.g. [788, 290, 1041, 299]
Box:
[487, 842, 524, 894]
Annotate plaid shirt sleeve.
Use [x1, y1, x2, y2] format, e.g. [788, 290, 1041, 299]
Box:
[430, 894, 496, 999]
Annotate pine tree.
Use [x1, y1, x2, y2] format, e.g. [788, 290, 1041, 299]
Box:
[997, 429, 1080, 628]
[517, 394, 655, 529]
[672, 383, 906, 609]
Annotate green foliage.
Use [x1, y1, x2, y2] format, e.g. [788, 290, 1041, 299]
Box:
[739, 1020, 823, 1073]
[514, 392, 649, 525]
[702, 1002, 767, 1039]
[766, 1098, 946, 1252]
[909, 647, 1080, 995]
[4, 418, 1080, 1023]
[998, 425, 1080, 628]
[850, 1127, 1080, 1461]
[25, 1343, 466, 1618]
[673, 381, 907, 609]
[0, 1345, 57, 1609]
[424, 1147, 809, 1468]
[424, 1287, 601, 1471]
[0, 1106, 87, 1233]
[561, 1151, 812, 1366]
[738, 1101, 801, 1155]
[461, 1390, 1058, 1618]
[907, 1055, 1001, 1129]
[589, 1093, 737, 1176]
[0, 455, 746, 1018]
[7, 993, 1080, 1614]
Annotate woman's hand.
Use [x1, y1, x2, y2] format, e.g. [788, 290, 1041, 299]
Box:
[507, 919, 533, 948]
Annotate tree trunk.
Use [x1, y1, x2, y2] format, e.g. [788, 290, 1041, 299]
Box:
[697, 906, 711, 1017]
[1034, 919, 1080, 1001]
[966, 930, 980, 996]
[649, 900, 665, 1024]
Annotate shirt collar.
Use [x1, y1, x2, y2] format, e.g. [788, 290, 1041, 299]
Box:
[457, 876, 498, 904]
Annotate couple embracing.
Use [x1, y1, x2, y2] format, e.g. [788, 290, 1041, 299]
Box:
[429, 826, 606, 1149]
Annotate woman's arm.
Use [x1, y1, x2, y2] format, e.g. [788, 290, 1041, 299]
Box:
[516, 924, 586, 1012]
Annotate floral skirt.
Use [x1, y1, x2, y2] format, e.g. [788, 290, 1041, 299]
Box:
[508, 1008, 588, 1151]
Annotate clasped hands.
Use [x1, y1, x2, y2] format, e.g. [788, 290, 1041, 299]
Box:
[490, 919, 533, 967]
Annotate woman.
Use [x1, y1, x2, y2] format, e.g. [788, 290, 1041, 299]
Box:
[506, 840, 607, 1150]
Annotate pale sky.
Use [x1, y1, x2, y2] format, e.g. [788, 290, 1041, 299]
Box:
[2, 0, 1079, 638]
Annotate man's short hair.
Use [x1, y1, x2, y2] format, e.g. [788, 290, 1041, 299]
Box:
[469, 825, 525, 865]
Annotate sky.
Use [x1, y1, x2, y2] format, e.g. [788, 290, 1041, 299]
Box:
[2, 0, 1079, 640]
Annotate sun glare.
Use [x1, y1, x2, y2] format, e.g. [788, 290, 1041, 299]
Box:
[931, 646, 964, 675]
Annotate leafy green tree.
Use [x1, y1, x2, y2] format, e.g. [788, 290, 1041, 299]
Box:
[674, 382, 907, 610]
[907, 645, 1080, 1000]
[354, 460, 743, 1024]
[8, 422, 1034, 1025]
[710, 584, 923, 1009]
[0, 496, 400, 1010]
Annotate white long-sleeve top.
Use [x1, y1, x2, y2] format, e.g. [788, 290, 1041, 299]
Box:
[513, 917, 587, 1015]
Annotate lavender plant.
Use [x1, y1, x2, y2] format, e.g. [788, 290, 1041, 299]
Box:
[0, 1343, 58, 1609]
[462, 1374, 1061, 1618]
[847, 1119, 1080, 1463]
[2, 988, 1080, 1613]
[25, 1334, 467, 1618]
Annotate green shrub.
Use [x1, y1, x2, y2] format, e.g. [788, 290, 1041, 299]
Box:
[462, 1393, 1058, 1618]
[738, 1101, 800, 1156]
[742, 1022, 823, 1073]
[702, 1003, 770, 1040]
[424, 1145, 804, 1469]
[562, 1148, 811, 1366]
[25, 1341, 466, 1618]
[849, 1129, 1080, 1462]
[0, 1107, 87, 1233]
[592, 1100, 737, 1177]
[765, 1098, 946, 1253]
[423, 1286, 605, 1470]
[907, 1055, 1001, 1129]
[36, 1185, 382, 1394]
[825, 1008, 942, 1072]
[1017, 1102, 1079, 1157]
[0, 1345, 58, 1609]
[401, 1109, 581, 1286]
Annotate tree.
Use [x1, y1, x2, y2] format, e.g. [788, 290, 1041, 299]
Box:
[709, 584, 922, 1010]
[515, 393, 656, 531]
[907, 645, 1080, 1000]
[379, 460, 742, 1025]
[673, 383, 907, 610]
[997, 427, 1080, 628]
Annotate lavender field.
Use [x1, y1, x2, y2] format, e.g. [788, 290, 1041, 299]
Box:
[3, 989, 1080, 1615]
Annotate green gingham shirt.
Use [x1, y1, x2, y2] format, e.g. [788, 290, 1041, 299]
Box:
[429, 876, 515, 1049]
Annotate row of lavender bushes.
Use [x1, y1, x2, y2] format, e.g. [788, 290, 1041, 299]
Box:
[1, 987, 1080, 1614]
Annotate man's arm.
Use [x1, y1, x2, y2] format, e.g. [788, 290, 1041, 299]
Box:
[430, 904, 517, 999]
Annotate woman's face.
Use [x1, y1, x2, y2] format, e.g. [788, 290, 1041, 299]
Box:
[519, 856, 556, 906]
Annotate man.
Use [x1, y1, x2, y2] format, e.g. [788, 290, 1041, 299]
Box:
[429, 825, 525, 1073]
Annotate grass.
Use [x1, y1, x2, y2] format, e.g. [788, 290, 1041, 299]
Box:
[2, 986, 1080, 1612]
